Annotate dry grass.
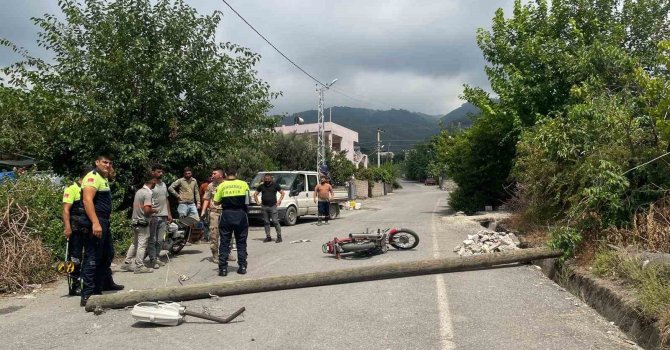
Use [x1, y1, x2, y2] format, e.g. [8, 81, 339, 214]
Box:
[593, 249, 670, 348]
[660, 309, 670, 350]
[607, 197, 670, 254]
[0, 198, 56, 293]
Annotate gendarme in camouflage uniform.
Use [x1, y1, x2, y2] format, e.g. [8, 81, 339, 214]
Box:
[202, 170, 236, 262]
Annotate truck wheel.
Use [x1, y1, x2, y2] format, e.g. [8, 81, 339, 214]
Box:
[329, 204, 340, 219]
[283, 206, 298, 226]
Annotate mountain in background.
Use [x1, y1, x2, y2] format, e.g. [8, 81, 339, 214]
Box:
[280, 107, 441, 152]
[440, 102, 480, 129]
[277, 103, 481, 152]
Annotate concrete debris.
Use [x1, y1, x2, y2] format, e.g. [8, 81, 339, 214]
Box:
[453, 229, 521, 256]
[290, 239, 312, 244]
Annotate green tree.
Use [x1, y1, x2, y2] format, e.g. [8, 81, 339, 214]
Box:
[403, 143, 434, 181]
[444, 88, 517, 213]
[2, 0, 277, 190]
[448, 0, 670, 223]
[326, 150, 356, 186]
[268, 132, 317, 171]
[0, 86, 47, 159]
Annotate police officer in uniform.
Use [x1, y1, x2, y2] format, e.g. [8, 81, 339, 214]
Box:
[80, 154, 124, 307]
[61, 167, 89, 296]
[213, 168, 250, 276]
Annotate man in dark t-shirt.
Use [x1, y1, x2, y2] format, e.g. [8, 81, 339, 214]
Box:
[253, 174, 285, 243]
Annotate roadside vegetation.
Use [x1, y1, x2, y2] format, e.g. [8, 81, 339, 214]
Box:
[0, 0, 368, 292]
[403, 0, 670, 341]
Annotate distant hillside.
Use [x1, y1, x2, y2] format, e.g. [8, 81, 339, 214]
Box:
[440, 102, 480, 129]
[279, 107, 441, 151]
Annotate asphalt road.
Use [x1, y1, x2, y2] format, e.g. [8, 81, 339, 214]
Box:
[0, 181, 640, 349]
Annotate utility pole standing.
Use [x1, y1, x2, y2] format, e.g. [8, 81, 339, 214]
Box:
[316, 79, 338, 174]
[377, 128, 384, 167]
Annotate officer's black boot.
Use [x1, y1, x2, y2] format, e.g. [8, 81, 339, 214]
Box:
[275, 234, 283, 243]
[80, 295, 89, 307]
[103, 281, 125, 291]
[218, 266, 228, 277]
[237, 264, 247, 275]
[263, 236, 272, 243]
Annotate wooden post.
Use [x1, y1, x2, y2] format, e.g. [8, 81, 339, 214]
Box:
[85, 247, 561, 312]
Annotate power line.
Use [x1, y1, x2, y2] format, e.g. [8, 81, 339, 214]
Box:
[220, 0, 326, 87]
[220, 0, 423, 113]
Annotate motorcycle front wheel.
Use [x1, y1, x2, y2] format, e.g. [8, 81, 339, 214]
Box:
[389, 228, 419, 250]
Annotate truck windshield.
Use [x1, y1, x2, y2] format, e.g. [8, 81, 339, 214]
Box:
[250, 173, 297, 191]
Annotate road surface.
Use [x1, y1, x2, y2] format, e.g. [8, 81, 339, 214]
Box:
[0, 181, 639, 349]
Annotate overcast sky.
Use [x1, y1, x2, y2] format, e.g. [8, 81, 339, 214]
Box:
[0, 0, 515, 116]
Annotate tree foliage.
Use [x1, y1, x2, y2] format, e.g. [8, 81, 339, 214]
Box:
[2, 0, 277, 191]
[269, 132, 318, 172]
[440, 0, 670, 228]
[326, 150, 357, 186]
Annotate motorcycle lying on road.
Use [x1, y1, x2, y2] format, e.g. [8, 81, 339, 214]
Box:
[322, 227, 420, 259]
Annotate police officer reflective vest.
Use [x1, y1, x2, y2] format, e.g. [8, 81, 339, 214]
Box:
[81, 170, 112, 218]
[63, 182, 85, 217]
[213, 179, 250, 211]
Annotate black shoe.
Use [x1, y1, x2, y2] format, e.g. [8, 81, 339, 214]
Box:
[80, 296, 89, 307]
[263, 237, 272, 243]
[237, 266, 247, 275]
[68, 287, 81, 296]
[218, 268, 228, 277]
[103, 283, 124, 291]
[276, 236, 283, 243]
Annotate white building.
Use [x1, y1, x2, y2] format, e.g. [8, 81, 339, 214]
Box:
[274, 122, 368, 168]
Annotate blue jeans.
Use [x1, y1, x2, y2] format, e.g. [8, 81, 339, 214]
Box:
[177, 203, 199, 220]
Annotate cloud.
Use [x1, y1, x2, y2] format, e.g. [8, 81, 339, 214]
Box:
[0, 0, 516, 115]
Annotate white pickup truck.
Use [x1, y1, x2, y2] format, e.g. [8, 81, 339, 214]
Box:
[247, 171, 348, 225]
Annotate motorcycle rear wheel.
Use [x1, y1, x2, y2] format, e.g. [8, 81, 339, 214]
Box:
[389, 228, 419, 250]
[169, 241, 186, 254]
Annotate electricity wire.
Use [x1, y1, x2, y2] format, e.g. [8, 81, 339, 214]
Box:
[621, 150, 670, 175]
[220, 0, 326, 87]
[219, 0, 415, 112]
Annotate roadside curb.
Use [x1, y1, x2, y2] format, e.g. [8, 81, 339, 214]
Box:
[533, 258, 663, 349]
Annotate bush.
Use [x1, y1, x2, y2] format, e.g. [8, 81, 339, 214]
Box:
[0, 174, 62, 291]
[547, 226, 583, 261]
[0, 173, 134, 280]
[0, 174, 64, 256]
[356, 166, 394, 184]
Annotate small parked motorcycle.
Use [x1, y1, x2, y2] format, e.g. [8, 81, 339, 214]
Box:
[322, 227, 420, 259]
[162, 216, 202, 254]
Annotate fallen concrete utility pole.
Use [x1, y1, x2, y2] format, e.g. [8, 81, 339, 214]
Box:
[85, 247, 560, 312]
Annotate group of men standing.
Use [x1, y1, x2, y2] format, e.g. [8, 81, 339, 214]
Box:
[62, 156, 321, 307]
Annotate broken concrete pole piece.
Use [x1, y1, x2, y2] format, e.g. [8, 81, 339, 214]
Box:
[85, 248, 562, 312]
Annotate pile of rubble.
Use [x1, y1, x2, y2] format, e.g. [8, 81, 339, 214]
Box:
[453, 229, 521, 256]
